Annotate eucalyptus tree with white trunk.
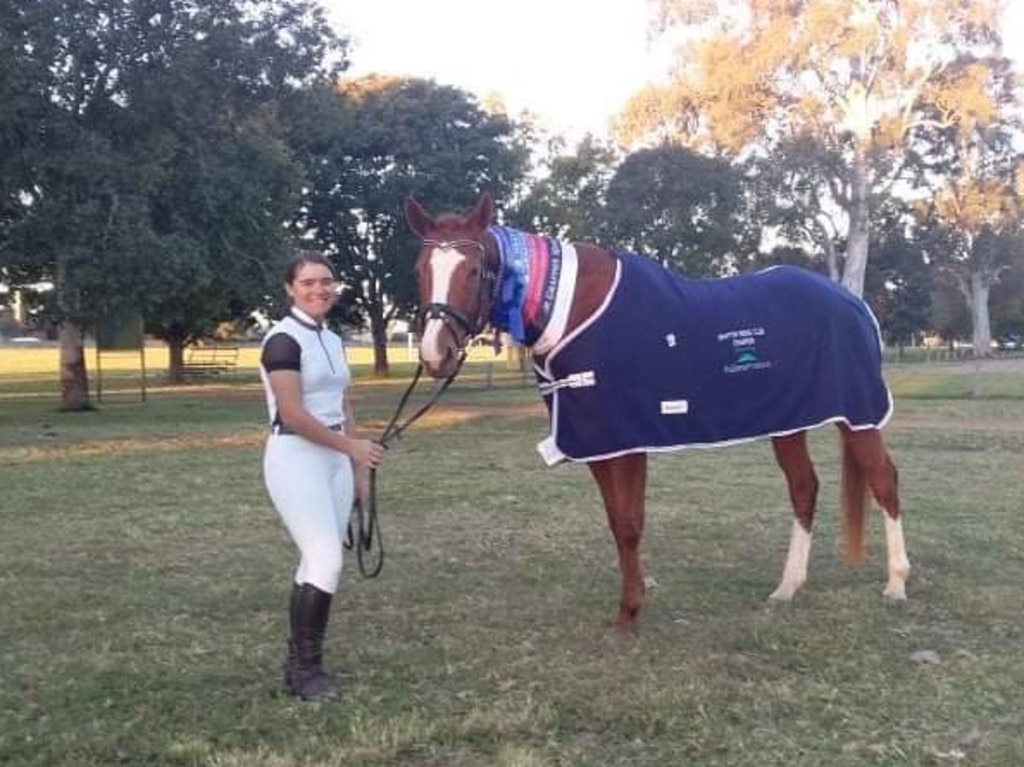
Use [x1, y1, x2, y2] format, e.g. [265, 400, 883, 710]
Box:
[914, 56, 1023, 356]
[619, 0, 1008, 297]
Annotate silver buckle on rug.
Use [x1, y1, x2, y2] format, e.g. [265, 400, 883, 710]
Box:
[537, 370, 597, 396]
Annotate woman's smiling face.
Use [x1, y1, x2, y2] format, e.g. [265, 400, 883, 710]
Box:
[286, 262, 338, 323]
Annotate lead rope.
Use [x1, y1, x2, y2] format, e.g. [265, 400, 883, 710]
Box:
[345, 351, 468, 577]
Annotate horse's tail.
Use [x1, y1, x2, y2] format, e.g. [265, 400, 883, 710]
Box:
[840, 433, 868, 566]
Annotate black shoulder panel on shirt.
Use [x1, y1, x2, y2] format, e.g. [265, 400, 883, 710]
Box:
[262, 333, 302, 372]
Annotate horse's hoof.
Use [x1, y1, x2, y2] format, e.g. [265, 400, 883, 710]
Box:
[608, 619, 636, 638]
[766, 596, 796, 618]
[882, 592, 908, 606]
[767, 589, 796, 603]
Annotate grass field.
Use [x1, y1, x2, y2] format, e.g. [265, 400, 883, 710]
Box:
[1, 358, 1023, 766]
[0, 344, 509, 376]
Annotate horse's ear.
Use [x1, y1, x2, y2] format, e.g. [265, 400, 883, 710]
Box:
[467, 192, 494, 233]
[404, 197, 432, 238]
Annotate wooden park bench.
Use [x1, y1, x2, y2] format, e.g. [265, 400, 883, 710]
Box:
[182, 343, 240, 378]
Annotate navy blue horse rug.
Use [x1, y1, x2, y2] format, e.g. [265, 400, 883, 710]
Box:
[535, 254, 893, 464]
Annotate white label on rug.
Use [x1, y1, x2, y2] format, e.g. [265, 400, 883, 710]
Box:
[660, 400, 689, 415]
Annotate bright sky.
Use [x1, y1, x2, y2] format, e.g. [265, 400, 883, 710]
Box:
[323, 1, 1024, 142]
[323, 0, 664, 140]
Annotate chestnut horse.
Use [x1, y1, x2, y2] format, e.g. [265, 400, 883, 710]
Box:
[404, 193, 909, 633]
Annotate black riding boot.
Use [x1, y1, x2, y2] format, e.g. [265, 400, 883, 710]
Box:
[289, 583, 338, 702]
[282, 582, 301, 691]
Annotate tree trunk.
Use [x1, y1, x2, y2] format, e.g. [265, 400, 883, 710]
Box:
[58, 319, 92, 411]
[368, 305, 390, 377]
[56, 255, 92, 411]
[842, 136, 871, 298]
[968, 272, 993, 357]
[167, 337, 186, 383]
[824, 237, 840, 283]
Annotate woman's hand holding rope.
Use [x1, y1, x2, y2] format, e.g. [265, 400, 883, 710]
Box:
[348, 437, 385, 469]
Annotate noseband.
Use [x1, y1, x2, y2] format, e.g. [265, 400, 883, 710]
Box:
[418, 237, 499, 347]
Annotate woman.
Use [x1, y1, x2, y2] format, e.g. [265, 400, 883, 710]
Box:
[260, 251, 385, 702]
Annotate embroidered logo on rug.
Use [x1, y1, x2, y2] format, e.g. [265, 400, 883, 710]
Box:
[719, 326, 773, 374]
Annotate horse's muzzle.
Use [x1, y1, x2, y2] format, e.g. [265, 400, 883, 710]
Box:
[420, 346, 459, 379]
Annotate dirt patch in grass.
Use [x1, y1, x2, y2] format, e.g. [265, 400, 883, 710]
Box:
[0, 400, 546, 465]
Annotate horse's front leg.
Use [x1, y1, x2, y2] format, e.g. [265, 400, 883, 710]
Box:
[589, 453, 648, 634]
[769, 432, 819, 601]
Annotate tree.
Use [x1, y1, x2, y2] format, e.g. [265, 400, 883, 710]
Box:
[751, 245, 817, 272]
[107, 0, 343, 381]
[288, 76, 530, 375]
[741, 136, 850, 280]
[0, 0, 344, 400]
[603, 145, 749, 276]
[864, 199, 933, 352]
[142, 122, 306, 380]
[625, 0, 1006, 297]
[989, 256, 1024, 340]
[508, 135, 618, 241]
[914, 56, 1022, 355]
[929, 280, 971, 348]
[1, 0, 151, 409]
[0, 2, 48, 268]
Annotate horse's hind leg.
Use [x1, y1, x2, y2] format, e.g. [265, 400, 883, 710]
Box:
[842, 427, 910, 601]
[588, 453, 648, 633]
[769, 431, 819, 601]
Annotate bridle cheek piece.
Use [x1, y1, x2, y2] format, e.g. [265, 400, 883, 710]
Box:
[417, 237, 499, 350]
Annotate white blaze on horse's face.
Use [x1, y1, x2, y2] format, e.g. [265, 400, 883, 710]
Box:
[420, 245, 467, 372]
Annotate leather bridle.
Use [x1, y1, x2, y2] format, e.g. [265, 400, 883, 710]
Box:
[416, 236, 500, 349]
[345, 234, 498, 579]
[348, 225, 505, 579]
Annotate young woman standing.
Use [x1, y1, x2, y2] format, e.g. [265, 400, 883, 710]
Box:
[260, 252, 385, 701]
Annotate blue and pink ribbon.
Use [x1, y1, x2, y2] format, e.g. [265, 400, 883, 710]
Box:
[489, 226, 563, 346]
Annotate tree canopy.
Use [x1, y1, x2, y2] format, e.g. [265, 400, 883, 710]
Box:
[508, 135, 618, 242]
[287, 75, 530, 374]
[3, 0, 1023, 405]
[0, 0, 345, 397]
[622, 0, 1009, 298]
[912, 55, 1023, 353]
[604, 145, 750, 276]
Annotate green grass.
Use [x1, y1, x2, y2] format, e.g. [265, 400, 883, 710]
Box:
[2, 365, 1023, 766]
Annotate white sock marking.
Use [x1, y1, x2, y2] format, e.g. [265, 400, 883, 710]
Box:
[883, 514, 910, 600]
[770, 520, 812, 601]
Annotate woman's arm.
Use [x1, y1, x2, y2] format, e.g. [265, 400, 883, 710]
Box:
[342, 392, 373, 502]
[343, 393, 358, 438]
[268, 370, 384, 468]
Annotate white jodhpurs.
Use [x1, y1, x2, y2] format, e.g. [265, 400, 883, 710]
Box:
[263, 435, 354, 594]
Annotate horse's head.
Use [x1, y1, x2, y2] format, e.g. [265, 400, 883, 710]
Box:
[404, 193, 499, 378]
